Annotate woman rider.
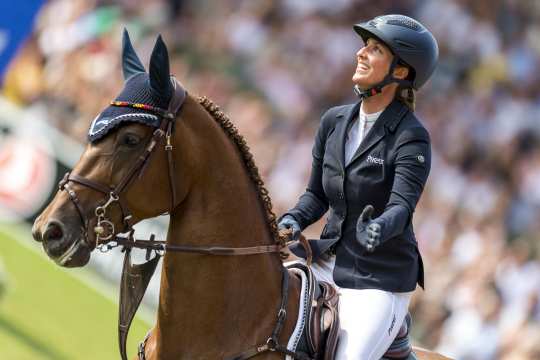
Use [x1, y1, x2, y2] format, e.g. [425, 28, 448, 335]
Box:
[278, 14, 439, 359]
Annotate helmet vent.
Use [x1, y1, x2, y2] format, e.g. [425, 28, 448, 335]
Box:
[395, 39, 416, 49]
[386, 18, 422, 32]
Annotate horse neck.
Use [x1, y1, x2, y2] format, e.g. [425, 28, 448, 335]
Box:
[154, 101, 285, 355]
[167, 98, 278, 251]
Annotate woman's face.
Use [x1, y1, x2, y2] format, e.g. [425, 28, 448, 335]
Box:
[352, 37, 395, 89]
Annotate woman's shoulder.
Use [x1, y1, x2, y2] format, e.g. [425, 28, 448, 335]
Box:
[395, 111, 431, 144]
[319, 102, 359, 128]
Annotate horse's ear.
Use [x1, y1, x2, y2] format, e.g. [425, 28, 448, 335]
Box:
[122, 28, 146, 80]
[149, 34, 172, 99]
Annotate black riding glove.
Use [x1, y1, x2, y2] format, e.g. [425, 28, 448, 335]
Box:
[356, 205, 382, 252]
[277, 215, 301, 241]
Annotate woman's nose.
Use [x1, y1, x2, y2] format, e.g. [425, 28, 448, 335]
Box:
[356, 46, 367, 59]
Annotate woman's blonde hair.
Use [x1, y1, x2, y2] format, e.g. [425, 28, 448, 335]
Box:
[395, 85, 416, 111]
[395, 63, 416, 111]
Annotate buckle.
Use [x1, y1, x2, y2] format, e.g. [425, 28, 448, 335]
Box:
[265, 337, 277, 351]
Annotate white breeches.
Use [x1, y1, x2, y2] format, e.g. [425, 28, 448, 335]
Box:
[309, 255, 413, 360]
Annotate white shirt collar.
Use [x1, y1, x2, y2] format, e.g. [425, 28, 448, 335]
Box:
[359, 102, 384, 123]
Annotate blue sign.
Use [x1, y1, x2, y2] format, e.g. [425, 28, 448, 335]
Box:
[0, 0, 45, 82]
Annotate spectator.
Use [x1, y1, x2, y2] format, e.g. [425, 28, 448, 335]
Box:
[3, 1, 540, 358]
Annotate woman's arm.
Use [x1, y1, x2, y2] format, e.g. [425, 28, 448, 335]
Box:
[373, 126, 431, 242]
[280, 109, 336, 230]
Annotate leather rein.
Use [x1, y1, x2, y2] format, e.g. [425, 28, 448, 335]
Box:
[57, 80, 304, 360]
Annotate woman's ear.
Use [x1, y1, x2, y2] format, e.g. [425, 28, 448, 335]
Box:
[393, 65, 409, 80]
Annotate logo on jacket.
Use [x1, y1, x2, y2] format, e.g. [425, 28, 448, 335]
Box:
[367, 155, 384, 165]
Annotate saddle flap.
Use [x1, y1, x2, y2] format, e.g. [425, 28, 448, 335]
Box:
[307, 281, 340, 360]
[286, 262, 340, 360]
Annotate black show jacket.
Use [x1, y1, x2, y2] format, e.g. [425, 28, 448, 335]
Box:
[284, 99, 431, 292]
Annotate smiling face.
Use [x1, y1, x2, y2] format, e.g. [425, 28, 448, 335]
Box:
[352, 37, 411, 93]
[352, 37, 395, 89]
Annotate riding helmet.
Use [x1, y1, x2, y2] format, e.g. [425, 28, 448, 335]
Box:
[353, 14, 439, 90]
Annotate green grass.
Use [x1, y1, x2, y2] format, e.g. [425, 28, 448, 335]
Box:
[0, 222, 152, 360]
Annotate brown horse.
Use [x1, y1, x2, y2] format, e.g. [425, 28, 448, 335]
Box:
[31, 31, 450, 360]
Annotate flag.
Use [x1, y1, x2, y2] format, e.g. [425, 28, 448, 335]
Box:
[0, 0, 45, 83]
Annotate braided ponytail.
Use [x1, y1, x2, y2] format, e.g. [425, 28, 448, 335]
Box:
[395, 85, 416, 111]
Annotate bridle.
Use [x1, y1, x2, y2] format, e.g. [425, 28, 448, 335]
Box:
[58, 78, 287, 257]
[58, 79, 286, 258]
[56, 79, 308, 360]
[58, 79, 185, 248]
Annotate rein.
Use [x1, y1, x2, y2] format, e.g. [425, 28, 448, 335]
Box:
[107, 232, 303, 360]
[104, 233, 284, 257]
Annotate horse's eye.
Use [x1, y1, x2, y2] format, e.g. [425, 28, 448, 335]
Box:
[121, 133, 141, 148]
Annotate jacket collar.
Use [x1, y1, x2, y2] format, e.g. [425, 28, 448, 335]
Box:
[335, 99, 409, 169]
[335, 101, 361, 169]
[383, 99, 409, 133]
[335, 101, 360, 119]
[334, 99, 408, 130]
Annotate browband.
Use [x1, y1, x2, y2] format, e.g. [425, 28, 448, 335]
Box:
[88, 77, 187, 142]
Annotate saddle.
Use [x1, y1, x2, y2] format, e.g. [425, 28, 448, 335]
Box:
[286, 262, 340, 360]
[286, 261, 414, 360]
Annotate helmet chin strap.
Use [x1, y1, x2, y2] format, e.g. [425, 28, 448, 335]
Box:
[353, 57, 412, 99]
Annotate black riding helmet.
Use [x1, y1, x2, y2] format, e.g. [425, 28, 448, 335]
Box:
[352, 14, 438, 98]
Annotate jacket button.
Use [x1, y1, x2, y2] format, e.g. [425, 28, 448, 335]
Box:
[338, 192, 344, 199]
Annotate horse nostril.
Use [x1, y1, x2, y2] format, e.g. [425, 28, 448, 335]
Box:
[43, 221, 64, 243]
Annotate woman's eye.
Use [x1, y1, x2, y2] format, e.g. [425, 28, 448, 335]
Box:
[121, 133, 141, 147]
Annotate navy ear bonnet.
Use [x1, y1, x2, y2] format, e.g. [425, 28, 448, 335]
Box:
[88, 74, 171, 142]
[88, 29, 183, 143]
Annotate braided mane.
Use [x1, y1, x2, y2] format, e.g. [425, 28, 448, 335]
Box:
[197, 96, 285, 247]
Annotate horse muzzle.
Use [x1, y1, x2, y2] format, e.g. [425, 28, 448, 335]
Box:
[32, 217, 91, 267]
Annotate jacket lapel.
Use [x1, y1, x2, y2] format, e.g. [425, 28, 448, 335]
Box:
[334, 101, 361, 171]
[346, 100, 408, 168]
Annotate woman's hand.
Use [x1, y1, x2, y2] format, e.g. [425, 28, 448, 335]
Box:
[356, 205, 381, 252]
[277, 215, 301, 241]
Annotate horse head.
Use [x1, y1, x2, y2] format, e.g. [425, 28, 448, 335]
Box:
[32, 30, 195, 267]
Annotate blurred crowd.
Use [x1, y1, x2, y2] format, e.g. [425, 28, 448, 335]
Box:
[4, 0, 540, 358]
